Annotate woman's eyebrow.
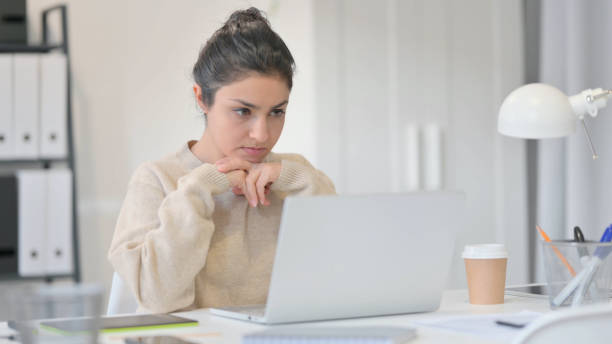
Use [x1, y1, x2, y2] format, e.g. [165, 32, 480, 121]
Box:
[271, 100, 288, 108]
[230, 99, 288, 109]
[230, 98, 258, 109]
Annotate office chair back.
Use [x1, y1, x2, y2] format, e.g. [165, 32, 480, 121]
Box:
[106, 272, 139, 315]
[513, 303, 612, 344]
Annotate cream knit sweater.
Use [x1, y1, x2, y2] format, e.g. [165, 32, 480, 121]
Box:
[108, 141, 336, 313]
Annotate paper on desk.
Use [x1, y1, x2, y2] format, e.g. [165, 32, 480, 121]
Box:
[412, 311, 542, 343]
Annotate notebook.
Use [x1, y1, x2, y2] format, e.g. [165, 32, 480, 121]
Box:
[242, 326, 417, 344]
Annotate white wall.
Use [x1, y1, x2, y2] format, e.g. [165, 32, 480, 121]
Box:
[24, 0, 317, 307]
[313, 0, 529, 287]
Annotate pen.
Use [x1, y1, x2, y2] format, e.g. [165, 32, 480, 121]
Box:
[573, 226, 585, 242]
[495, 320, 527, 329]
[599, 225, 612, 242]
[593, 225, 612, 259]
[556, 262, 592, 306]
[537, 225, 576, 276]
[572, 258, 600, 306]
[573, 226, 589, 258]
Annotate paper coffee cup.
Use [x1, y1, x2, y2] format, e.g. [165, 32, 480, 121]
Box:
[462, 244, 508, 305]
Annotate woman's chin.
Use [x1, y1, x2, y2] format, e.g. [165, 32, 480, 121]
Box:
[236, 147, 269, 163]
[226, 153, 263, 164]
[245, 157, 264, 164]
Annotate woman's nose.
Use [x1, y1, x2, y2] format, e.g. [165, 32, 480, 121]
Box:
[250, 116, 269, 143]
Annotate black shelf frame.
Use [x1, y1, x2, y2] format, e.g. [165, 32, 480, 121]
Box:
[0, 5, 80, 283]
[0, 158, 69, 164]
[0, 44, 60, 53]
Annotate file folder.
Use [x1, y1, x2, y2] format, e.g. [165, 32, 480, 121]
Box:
[40, 54, 68, 159]
[0, 55, 13, 159]
[45, 169, 73, 274]
[13, 54, 40, 159]
[17, 170, 47, 276]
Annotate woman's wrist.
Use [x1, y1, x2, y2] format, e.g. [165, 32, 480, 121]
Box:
[269, 160, 304, 192]
[180, 163, 230, 194]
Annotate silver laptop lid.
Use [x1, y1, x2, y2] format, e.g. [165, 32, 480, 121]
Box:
[264, 192, 465, 324]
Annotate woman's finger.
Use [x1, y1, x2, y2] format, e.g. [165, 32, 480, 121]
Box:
[255, 170, 269, 205]
[245, 169, 260, 207]
[216, 157, 251, 172]
[216, 157, 243, 172]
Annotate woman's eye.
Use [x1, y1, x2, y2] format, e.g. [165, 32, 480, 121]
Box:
[234, 108, 251, 116]
[270, 109, 285, 117]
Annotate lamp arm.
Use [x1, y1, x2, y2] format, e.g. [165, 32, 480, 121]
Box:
[589, 89, 612, 102]
[580, 119, 599, 160]
[567, 88, 610, 160]
[568, 88, 612, 118]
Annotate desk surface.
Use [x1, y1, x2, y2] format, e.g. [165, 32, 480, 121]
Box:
[0, 289, 552, 344]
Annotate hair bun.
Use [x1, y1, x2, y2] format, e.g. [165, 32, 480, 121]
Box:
[193, 6, 294, 108]
[226, 7, 269, 31]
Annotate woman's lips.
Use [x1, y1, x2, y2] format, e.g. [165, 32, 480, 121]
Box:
[242, 147, 267, 156]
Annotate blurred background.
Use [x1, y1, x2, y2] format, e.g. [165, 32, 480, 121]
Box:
[1, 0, 611, 317]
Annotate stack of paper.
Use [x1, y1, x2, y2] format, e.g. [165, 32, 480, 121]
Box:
[413, 311, 542, 342]
[243, 326, 416, 344]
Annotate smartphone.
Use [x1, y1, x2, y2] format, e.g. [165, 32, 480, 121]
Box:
[124, 336, 196, 344]
[505, 285, 548, 298]
[506, 284, 612, 300]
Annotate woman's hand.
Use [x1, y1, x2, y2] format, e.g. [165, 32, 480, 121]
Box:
[216, 157, 281, 207]
[225, 169, 248, 196]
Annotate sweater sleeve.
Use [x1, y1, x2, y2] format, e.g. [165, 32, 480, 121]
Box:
[269, 153, 336, 196]
[107, 162, 230, 313]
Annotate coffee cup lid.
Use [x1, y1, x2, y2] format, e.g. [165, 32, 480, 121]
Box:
[462, 244, 508, 259]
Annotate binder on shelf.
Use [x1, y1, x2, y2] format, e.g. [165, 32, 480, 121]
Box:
[17, 170, 47, 276]
[0, 55, 14, 159]
[40, 53, 68, 159]
[16, 169, 74, 276]
[13, 54, 40, 159]
[45, 169, 73, 274]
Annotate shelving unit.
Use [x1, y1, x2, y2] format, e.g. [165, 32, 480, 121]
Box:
[0, 5, 80, 283]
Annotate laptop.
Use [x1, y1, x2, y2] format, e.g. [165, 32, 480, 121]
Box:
[209, 192, 465, 324]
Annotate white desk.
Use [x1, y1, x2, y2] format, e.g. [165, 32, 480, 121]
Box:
[0, 289, 552, 344]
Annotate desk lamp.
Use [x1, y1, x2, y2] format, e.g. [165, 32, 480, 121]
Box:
[498, 83, 612, 159]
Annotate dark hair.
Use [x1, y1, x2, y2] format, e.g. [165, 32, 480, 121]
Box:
[193, 7, 295, 108]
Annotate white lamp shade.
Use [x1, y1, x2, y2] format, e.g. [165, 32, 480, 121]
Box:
[498, 83, 577, 138]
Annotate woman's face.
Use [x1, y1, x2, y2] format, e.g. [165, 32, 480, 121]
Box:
[197, 74, 290, 163]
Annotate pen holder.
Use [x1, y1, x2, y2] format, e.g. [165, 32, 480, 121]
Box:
[541, 240, 612, 309]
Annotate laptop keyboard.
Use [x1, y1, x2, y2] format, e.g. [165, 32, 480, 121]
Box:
[223, 305, 266, 318]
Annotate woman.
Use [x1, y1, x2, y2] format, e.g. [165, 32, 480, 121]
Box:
[108, 7, 335, 313]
